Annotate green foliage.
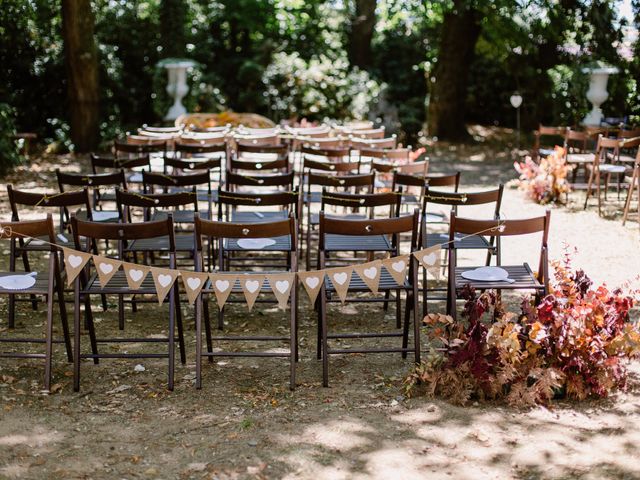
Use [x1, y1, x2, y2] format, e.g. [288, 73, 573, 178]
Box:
[262, 52, 382, 122]
[0, 104, 22, 174]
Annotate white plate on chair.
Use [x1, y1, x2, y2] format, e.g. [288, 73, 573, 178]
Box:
[0, 273, 37, 290]
[92, 211, 118, 222]
[461, 266, 513, 283]
[237, 238, 276, 250]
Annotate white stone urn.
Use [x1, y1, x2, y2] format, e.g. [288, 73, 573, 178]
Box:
[161, 59, 196, 121]
[581, 66, 619, 126]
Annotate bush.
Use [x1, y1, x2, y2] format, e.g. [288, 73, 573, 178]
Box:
[262, 51, 383, 123]
[405, 253, 640, 407]
[0, 103, 22, 175]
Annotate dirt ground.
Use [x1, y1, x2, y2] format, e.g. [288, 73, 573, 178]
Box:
[1, 140, 639, 479]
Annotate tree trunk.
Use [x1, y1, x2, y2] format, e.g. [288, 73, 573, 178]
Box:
[61, 0, 99, 152]
[348, 0, 377, 69]
[427, 0, 481, 141]
[160, 0, 186, 58]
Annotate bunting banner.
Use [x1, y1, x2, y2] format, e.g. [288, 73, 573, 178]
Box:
[150, 267, 180, 304]
[266, 273, 295, 310]
[414, 245, 442, 280]
[181, 271, 210, 305]
[326, 266, 352, 303]
[123, 263, 151, 290]
[209, 273, 237, 310]
[62, 248, 92, 286]
[382, 255, 409, 285]
[92, 255, 122, 288]
[353, 260, 382, 294]
[239, 274, 265, 311]
[298, 271, 324, 304]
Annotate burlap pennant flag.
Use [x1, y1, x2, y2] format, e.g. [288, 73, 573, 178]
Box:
[150, 267, 180, 304]
[239, 274, 265, 311]
[209, 273, 237, 310]
[353, 260, 382, 294]
[92, 255, 122, 288]
[62, 248, 92, 286]
[326, 266, 352, 303]
[266, 273, 295, 310]
[181, 271, 210, 305]
[382, 255, 409, 285]
[123, 263, 151, 290]
[298, 271, 324, 304]
[415, 245, 442, 279]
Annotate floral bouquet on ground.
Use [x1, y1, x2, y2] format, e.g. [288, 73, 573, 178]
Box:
[514, 146, 572, 205]
[405, 251, 640, 407]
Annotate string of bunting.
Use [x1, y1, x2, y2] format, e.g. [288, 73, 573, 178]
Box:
[0, 222, 504, 311]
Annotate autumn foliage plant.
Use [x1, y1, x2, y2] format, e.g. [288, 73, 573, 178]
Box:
[514, 146, 572, 205]
[406, 253, 640, 407]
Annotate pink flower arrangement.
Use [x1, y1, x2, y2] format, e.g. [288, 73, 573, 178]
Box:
[514, 146, 572, 204]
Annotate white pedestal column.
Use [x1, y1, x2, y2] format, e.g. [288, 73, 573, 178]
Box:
[581, 66, 619, 126]
[162, 60, 196, 121]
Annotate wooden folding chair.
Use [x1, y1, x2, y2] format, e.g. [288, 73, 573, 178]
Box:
[317, 211, 421, 387]
[56, 169, 127, 223]
[142, 170, 212, 223]
[0, 215, 72, 391]
[91, 154, 150, 193]
[392, 171, 460, 215]
[533, 125, 566, 161]
[163, 155, 223, 204]
[420, 185, 504, 315]
[217, 189, 300, 225]
[194, 216, 298, 389]
[584, 135, 626, 215]
[621, 144, 640, 228]
[115, 138, 167, 159]
[351, 136, 398, 150]
[70, 215, 185, 391]
[447, 211, 551, 319]
[226, 171, 295, 194]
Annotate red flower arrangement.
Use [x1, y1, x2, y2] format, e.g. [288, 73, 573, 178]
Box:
[514, 146, 572, 204]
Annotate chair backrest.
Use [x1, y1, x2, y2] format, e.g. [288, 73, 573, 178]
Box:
[318, 210, 420, 264]
[0, 214, 57, 251]
[564, 129, 589, 152]
[423, 185, 503, 212]
[228, 156, 290, 173]
[392, 171, 460, 191]
[349, 127, 386, 139]
[115, 188, 198, 222]
[449, 210, 550, 281]
[71, 215, 176, 253]
[285, 125, 332, 137]
[361, 148, 411, 163]
[307, 172, 375, 191]
[188, 124, 231, 133]
[302, 157, 360, 174]
[164, 156, 222, 173]
[174, 141, 226, 157]
[235, 134, 280, 147]
[236, 143, 288, 159]
[7, 185, 92, 230]
[140, 125, 182, 134]
[594, 134, 622, 166]
[195, 216, 297, 251]
[397, 160, 430, 176]
[321, 190, 401, 218]
[142, 170, 211, 193]
[178, 132, 227, 145]
[114, 138, 167, 156]
[217, 189, 300, 219]
[226, 171, 295, 190]
[351, 136, 398, 150]
[56, 170, 127, 190]
[618, 129, 640, 140]
[91, 153, 150, 174]
[300, 138, 350, 150]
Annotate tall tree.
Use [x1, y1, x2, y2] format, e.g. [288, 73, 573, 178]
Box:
[61, 0, 99, 151]
[160, 0, 186, 58]
[348, 0, 377, 69]
[427, 0, 481, 141]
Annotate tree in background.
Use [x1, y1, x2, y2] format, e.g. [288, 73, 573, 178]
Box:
[348, 0, 377, 69]
[160, 0, 187, 58]
[62, 0, 100, 151]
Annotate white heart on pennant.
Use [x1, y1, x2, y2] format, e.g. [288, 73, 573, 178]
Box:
[392, 261, 406, 273]
[305, 277, 320, 289]
[421, 252, 437, 266]
[129, 269, 144, 282]
[187, 277, 201, 291]
[363, 267, 377, 279]
[333, 272, 348, 285]
[245, 280, 260, 293]
[68, 255, 83, 268]
[215, 280, 230, 292]
[275, 280, 290, 294]
[158, 274, 173, 288]
[99, 263, 113, 275]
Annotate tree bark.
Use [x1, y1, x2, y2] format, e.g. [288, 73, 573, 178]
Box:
[61, 0, 100, 152]
[427, 0, 481, 141]
[160, 0, 186, 58]
[348, 0, 377, 69]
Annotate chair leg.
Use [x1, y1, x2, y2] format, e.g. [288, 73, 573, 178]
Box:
[83, 293, 99, 364]
[596, 172, 603, 216]
[383, 289, 390, 312]
[401, 291, 410, 359]
[622, 169, 637, 225]
[316, 295, 322, 360]
[175, 289, 186, 365]
[118, 293, 125, 330]
[196, 294, 203, 389]
[167, 292, 175, 392]
[217, 303, 224, 330]
[73, 287, 81, 392]
[203, 298, 213, 363]
[289, 289, 296, 391]
[395, 289, 401, 328]
[320, 291, 329, 388]
[584, 168, 595, 209]
[55, 274, 73, 363]
[421, 268, 427, 319]
[413, 288, 421, 364]
[44, 291, 54, 392]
